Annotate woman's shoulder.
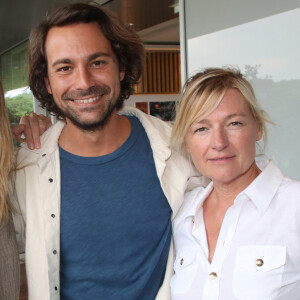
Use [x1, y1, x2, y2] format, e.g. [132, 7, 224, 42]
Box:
[259, 160, 300, 203]
[279, 176, 300, 199]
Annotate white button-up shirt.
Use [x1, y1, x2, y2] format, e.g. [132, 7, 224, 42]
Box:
[171, 160, 300, 300]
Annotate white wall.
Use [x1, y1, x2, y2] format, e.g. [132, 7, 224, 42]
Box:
[181, 0, 300, 179]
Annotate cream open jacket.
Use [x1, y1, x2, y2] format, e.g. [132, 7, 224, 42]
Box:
[12, 107, 206, 300]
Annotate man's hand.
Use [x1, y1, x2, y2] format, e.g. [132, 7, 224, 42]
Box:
[12, 112, 52, 149]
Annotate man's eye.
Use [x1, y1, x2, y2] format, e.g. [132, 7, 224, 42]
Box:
[92, 60, 104, 67]
[58, 66, 71, 72]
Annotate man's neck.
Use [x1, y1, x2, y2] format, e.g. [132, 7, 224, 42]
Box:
[58, 112, 131, 157]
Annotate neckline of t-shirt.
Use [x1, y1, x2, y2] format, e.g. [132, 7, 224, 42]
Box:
[59, 116, 140, 165]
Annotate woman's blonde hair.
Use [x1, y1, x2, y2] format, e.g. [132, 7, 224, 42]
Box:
[0, 81, 15, 224]
[171, 67, 268, 154]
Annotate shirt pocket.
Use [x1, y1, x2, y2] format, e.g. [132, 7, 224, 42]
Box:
[170, 248, 198, 295]
[233, 245, 286, 300]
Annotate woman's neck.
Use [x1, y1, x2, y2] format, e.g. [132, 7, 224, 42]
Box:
[212, 162, 261, 207]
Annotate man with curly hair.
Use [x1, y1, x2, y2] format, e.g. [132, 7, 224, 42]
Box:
[13, 3, 202, 300]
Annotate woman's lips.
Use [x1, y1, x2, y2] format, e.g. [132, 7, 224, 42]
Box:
[208, 156, 235, 163]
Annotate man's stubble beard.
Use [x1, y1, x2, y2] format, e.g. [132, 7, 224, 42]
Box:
[62, 97, 117, 132]
[56, 84, 119, 132]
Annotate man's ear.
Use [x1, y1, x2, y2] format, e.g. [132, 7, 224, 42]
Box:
[44, 77, 52, 94]
[119, 70, 125, 82]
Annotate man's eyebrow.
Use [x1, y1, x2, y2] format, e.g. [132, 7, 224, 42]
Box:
[51, 59, 72, 68]
[51, 52, 112, 68]
[88, 52, 111, 61]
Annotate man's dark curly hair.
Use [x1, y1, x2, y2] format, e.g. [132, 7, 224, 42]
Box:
[28, 2, 145, 118]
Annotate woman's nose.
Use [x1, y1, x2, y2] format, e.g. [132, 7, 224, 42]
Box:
[211, 128, 229, 151]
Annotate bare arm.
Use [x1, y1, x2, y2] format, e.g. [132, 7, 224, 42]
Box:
[12, 112, 52, 149]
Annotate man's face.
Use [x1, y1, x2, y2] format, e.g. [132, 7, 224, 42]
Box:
[44, 22, 125, 130]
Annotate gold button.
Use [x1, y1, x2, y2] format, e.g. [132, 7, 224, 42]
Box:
[209, 272, 217, 280]
[180, 258, 184, 265]
[256, 258, 264, 267]
[192, 217, 195, 224]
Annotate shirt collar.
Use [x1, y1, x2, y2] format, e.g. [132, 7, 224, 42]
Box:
[241, 160, 284, 214]
[178, 160, 283, 220]
[179, 182, 214, 219]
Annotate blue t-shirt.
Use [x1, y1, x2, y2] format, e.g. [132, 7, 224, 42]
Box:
[59, 116, 172, 300]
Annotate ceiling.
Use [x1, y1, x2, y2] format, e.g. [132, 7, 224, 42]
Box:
[0, 0, 179, 55]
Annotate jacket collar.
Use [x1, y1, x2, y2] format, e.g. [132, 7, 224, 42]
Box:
[120, 107, 172, 162]
[20, 108, 172, 167]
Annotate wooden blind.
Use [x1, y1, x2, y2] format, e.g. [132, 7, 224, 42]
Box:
[135, 49, 181, 94]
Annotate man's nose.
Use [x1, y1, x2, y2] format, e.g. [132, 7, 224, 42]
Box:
[74, 67, 93, 89]
[211, 128, 229, 151]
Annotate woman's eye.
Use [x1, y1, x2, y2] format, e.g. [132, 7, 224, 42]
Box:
[195, 127, 207, 133]
[230, 121, 242, 127]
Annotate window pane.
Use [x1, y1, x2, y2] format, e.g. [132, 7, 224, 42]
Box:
[0, 41, 34, 129]
[184, 1, 300, 180]
[5, 87, 34, 126]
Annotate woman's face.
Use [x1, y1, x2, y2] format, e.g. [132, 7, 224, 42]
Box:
[185, 88, 262, 186]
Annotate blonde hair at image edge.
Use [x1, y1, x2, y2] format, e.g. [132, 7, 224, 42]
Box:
[0, 81, 15, 224]
[171, 67, 269, 155]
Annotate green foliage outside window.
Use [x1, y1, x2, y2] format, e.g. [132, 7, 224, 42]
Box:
[5, 92, 33, 126]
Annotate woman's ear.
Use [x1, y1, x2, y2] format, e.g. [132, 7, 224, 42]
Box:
[184, 141, 191, 153]
[256, 124, 263, 142]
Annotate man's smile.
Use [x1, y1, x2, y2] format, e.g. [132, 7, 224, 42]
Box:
[73, 95, 102, 104]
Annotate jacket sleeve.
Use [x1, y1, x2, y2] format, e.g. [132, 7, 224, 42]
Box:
[10, 171, 26, 263]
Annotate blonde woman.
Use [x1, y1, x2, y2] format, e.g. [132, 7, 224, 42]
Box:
[0, 81, 20, 299]
[170, 68, 300, 299]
